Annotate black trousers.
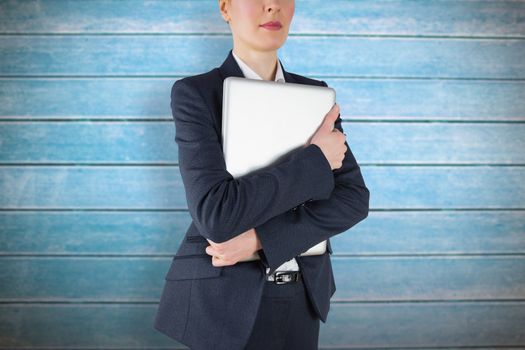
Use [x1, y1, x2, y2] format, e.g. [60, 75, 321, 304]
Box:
[243, 274, 320, 350]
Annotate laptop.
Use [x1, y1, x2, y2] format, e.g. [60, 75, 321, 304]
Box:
[221, 76, 336, 262]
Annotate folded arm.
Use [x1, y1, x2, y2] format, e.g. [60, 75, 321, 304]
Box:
[172, 78, 335, 243]
[254, 81, 370, 275]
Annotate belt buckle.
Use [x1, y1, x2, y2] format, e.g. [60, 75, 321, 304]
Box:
[273, 271, 297, 284]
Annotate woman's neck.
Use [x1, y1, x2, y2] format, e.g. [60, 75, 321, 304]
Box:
[232, 46, 278, 81]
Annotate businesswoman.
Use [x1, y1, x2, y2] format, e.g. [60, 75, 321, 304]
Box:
[154, 0, 370, 349]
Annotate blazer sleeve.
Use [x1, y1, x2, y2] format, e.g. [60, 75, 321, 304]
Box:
[254, 80, 370, 275]
[172, 78, 335, 243]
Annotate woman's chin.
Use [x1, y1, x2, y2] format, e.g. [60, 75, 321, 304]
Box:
[256, 38, 287, 51]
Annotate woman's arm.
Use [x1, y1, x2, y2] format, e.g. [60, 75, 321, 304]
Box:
[255, 83, 370, 275]
[173, 78, 335, 244]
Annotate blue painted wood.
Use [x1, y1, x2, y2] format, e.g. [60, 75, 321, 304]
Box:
[331, 211, 525, 255]
[362, 166, 525, 209]
[2, 79, 524, 121]
[0, 166, 523, 209]
[0, 0, 524, 348]
[0, 305, 181, 348]
[1, 211, 524, 255]
[0, 212, 189, 254]
[1, 122, 524, 163]
[280, 38, 525, 79]
[1, 36, 524, 78]
[0, 303, 524, 348]
[1, 256, 524, 301]
[319, 302, 525, 347]
[1, 0, 524, 37]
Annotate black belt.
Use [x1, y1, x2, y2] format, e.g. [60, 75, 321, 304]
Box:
[266, 271, 301, 284]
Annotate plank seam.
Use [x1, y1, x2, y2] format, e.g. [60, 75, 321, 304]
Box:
[1, 32, 525, 40]
[1, 299, 525, 305]
[0, 208, 524, 212]
[1, 75, 525, 81]
[1, 253, 525, 258]
[1, 163, 525, 166]
[2, 118, 525, 123]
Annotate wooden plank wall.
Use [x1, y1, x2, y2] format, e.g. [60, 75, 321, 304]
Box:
[0, 0, 524, 348]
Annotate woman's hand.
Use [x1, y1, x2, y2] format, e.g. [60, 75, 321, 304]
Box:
[309, 103, 347, 170]
[205, 228, 262, 267]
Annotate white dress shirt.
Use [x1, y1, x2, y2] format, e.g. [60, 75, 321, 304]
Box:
[231, 50, 300, 273]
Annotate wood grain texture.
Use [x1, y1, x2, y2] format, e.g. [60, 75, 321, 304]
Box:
[0, 303, 524, 348]
[1, 211, 523, 255]
[1, 36, 524, 78]
[1, 0, 524, 37]
[1, 166, 524, 209]
[1, 122, 524, 163]
[0, 0, 524, 348]
[1, 79, 524, 121]
[0, 256, 524, 301]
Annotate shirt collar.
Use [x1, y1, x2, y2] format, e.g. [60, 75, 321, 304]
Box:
[231, 50, 286, 83]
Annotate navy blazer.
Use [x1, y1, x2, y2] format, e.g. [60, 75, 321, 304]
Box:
[154, 49, 370, 350]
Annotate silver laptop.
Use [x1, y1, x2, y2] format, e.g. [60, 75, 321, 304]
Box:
[221, 76, 336, 262]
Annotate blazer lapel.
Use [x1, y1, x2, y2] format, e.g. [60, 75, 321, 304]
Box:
[218, 49, 245, 80]
[281, 60, 296, 84]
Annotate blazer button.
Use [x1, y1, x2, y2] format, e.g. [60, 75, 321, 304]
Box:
[291, 206, 297, 211]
